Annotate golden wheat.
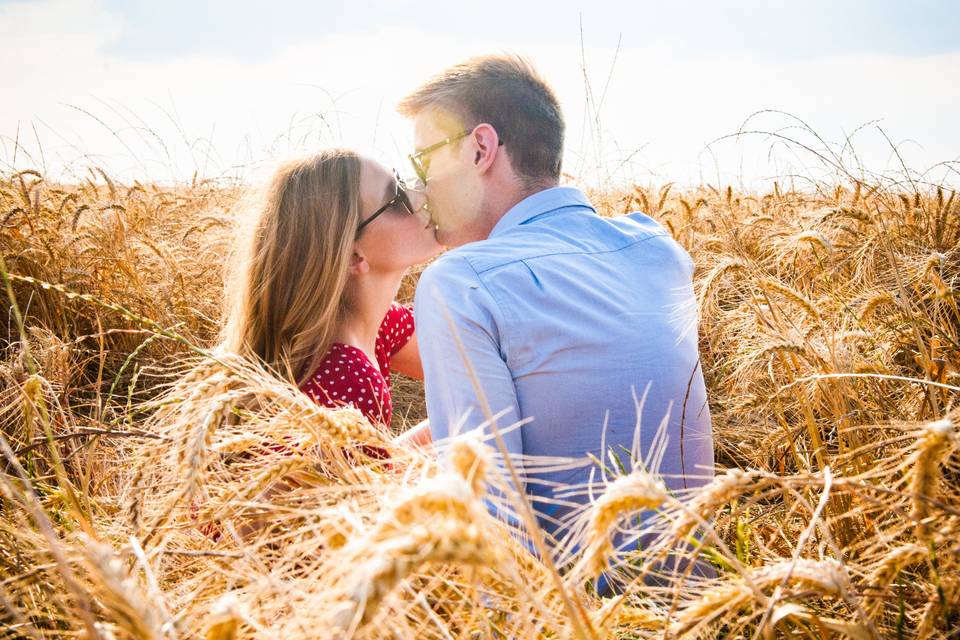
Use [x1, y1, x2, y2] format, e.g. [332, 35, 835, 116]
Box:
[3, 168, 959, 638]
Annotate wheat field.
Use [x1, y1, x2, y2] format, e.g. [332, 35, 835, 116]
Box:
[1, 163, 958, 639]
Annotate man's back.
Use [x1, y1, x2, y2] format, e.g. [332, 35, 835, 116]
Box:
[414, 186, 714, 539]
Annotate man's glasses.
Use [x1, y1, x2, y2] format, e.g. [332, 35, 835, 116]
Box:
[408, 126, 505, 184]
[408, 129, 471, 184]
[357, 172, 415, 235]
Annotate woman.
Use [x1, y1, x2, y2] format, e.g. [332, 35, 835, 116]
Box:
[221, 149, 441, 432]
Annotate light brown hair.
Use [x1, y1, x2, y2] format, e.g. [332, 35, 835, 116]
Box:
[398, 54, 564, 186]
[221, 149, 361, 385]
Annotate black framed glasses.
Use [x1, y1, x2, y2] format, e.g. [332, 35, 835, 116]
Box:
[357, 172, 415, 235]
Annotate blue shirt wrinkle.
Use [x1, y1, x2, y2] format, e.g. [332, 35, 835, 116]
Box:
[414, 186, 714, 541]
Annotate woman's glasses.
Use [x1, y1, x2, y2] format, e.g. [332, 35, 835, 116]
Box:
[357, 172, 415, 235]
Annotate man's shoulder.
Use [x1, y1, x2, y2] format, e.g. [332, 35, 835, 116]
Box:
[414, 250, 504, 330]
[419, 208, 686, 286]
[450, 210, 678, 273]
[418, 238, 523, 287]
[418, 249, 480, 287]
[414, 252, 490, 314]
[432, 218, 586, 277]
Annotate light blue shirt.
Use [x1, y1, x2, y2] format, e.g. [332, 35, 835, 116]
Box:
[414, 186, 714, 541]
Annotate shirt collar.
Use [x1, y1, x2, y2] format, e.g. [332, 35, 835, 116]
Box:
[489, 186, 595, 238]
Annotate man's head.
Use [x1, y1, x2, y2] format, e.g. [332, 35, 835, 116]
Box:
[398, 54, 564, 247]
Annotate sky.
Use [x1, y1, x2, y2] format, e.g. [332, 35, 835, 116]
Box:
[2, 0, 959, 188]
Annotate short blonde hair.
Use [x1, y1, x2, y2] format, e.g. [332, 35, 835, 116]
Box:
[398, 54, 564, 185]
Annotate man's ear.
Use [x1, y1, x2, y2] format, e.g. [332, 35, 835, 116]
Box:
[348, 249, 369, 275]
[470, 123, 500, 175]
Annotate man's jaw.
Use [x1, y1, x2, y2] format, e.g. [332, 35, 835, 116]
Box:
[435, 226, 453, 247]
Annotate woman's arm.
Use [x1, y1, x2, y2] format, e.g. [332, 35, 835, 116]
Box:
[390, 331, 424, 380]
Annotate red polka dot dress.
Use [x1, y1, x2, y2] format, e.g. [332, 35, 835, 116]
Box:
[300, 302, 415, 430]
[195, 306, 413, 541]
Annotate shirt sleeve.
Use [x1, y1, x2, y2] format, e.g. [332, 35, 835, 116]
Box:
[379, 302, 415, 357]
[413, 256, 524, 474]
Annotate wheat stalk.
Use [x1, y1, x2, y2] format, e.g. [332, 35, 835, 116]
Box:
[202, 593, 242, 640]
[581, 470, 667, 578]
[760, 278, 822, 321]
[907, 417, 956, 535]
[80, 535, 169, 640]
[859, 292, 895, 323]
[793, 229, 835, 257]
[670, 468, 765, 542]
[330, 473, 498, 632]
[673, 558, 847, 636]
[447, 431, 492, 495]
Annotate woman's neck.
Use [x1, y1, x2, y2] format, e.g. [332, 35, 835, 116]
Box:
[333, 271, 405, 357]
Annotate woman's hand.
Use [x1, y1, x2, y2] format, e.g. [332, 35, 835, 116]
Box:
[395, 418, 432, 449]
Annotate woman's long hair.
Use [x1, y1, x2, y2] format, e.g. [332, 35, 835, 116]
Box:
[221, 149, 362, 385]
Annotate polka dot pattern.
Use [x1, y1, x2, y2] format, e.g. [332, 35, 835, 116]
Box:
[300, 303, 415, 429]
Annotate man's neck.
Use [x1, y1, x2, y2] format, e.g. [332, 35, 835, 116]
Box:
[478, 179, 560, 240]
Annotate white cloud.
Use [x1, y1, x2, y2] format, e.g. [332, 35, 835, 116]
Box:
[3, 0, 958, 188]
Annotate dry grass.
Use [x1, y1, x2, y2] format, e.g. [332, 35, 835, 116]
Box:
[2, 165, 959, 638]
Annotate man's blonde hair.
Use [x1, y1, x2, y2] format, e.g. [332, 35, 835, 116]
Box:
[398, 54, 564, 185]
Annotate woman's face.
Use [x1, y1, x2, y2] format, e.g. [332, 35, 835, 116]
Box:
[355, 158, 441, 274]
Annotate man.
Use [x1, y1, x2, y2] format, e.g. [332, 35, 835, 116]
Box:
[398, 55, 714, 545]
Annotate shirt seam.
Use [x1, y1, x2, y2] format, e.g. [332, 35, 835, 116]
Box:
[490, 202, 596, 237]
[488, 188, 595, 236]
[467, 228, 671, 275]
[454, 255, 518, 371]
